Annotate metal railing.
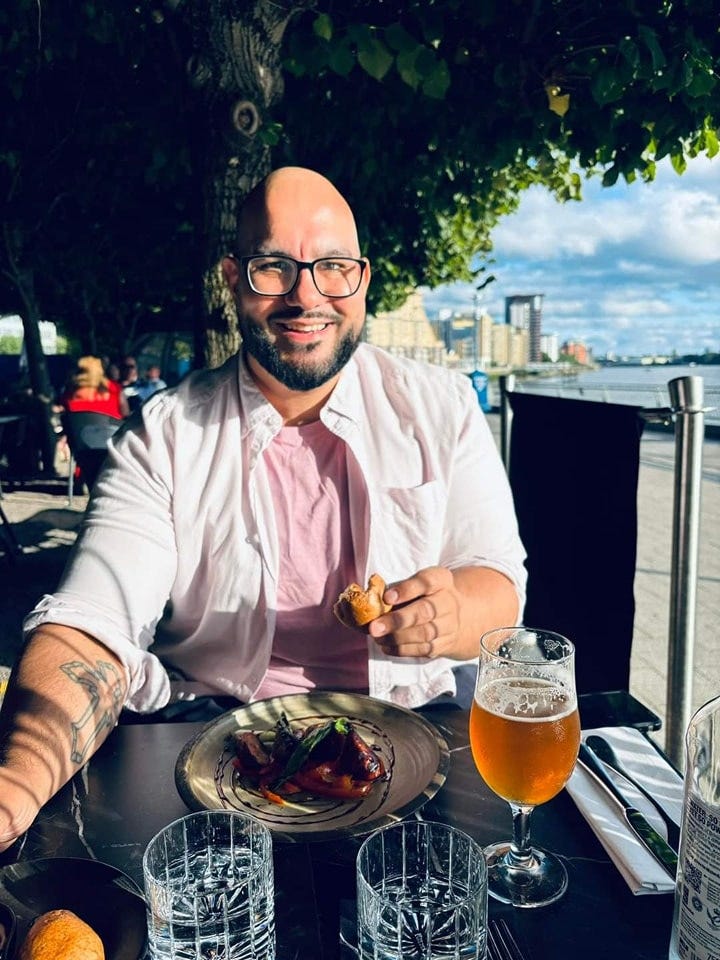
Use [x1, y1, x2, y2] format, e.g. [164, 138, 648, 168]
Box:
[500, 375, 706, 768]
[665, 377, 705, 768]
[496, 376, 720, 428]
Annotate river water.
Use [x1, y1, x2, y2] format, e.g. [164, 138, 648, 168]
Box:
[498, 364, 720, 425]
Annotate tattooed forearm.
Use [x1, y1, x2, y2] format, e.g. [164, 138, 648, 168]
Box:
[59, 659, 124, 765]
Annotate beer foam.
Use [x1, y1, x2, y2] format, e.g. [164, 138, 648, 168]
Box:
[477, 676, 576, 720]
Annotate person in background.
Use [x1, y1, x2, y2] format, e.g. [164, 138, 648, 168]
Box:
[61, 356, 129, 420]
[60, 355, 128, 490]
[118, 356, 142, 413]
[0, 166, 526, 853]
[136, 364, 167, 403]
[105, 360, 121, 383]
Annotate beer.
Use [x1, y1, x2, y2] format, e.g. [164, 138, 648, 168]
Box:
[469, 677, 580, 806]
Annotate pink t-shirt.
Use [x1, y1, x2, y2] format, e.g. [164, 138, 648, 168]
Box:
[253, 420, 369, 699]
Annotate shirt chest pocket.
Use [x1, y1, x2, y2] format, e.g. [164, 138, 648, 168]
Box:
[371, 481, 445, 577]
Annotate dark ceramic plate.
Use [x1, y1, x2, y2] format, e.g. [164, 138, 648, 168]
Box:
[0, 858, 146, 960]
[175, 691, 450, 842]
[0, 902, 16, 959]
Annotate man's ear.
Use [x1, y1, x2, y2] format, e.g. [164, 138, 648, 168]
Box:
[361, 257, 372, 292]
[221, 255, 241, 293]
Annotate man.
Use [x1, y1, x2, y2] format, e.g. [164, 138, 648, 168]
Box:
[118, 355, 142, 413]
[0, 167, 525, 852]
[136, 364, 167, 402]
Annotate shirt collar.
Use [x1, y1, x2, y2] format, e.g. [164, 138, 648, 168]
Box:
[236, 352, 283, 438]
[236, 347, 365, 437]
[321, 350, 362, 427]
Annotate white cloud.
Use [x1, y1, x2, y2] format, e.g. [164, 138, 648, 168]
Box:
[616, 259, 657, 275]
[647, 189, 720, 264]
[422, 155, 720, 356]
[600, 297, 675, 317]
[492, 193, 638, 259]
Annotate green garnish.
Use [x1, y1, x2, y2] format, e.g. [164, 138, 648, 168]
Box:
[274, 717, 350, 786]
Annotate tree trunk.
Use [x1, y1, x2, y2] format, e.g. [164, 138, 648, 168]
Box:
[175, 0, 313, 369]
[19, 308, 58, 476]
[2, 226, 58, 475]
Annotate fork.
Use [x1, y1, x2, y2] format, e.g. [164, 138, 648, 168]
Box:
[488, 918, 528, 960]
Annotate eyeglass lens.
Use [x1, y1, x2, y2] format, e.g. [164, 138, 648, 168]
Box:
[246, 257, 363, 297]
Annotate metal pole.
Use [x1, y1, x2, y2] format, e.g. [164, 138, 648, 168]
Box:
[665, 375, 705, 769]
[499, 374, 515, 472]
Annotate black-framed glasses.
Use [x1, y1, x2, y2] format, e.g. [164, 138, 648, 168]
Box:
[237, 255, 366, 298]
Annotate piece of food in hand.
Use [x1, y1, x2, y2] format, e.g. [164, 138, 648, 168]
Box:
[18, 908, 105, 960]
[333, 573, 392, 630]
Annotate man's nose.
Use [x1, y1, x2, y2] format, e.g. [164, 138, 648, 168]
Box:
[284, 264, 324, 307]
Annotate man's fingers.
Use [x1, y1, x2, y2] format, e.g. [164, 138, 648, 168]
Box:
[380, 596, 438, 634]
[384, 567, 449, 606]
[371, 566, 461, 659]
[378, 612, 451, 660]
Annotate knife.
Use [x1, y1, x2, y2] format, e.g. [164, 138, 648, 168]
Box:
[577, 742, 678, 879]
[585, 734, 681, 852]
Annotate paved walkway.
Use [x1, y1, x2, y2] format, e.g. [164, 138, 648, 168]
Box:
[631, 428, 719, 751]
[1, 419, 718, 753]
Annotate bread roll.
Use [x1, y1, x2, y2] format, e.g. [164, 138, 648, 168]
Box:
[333, 573, 392, 630]
[18, 909, 105, 960]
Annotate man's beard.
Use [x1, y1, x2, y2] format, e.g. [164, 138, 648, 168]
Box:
[239, 314, 362, 391]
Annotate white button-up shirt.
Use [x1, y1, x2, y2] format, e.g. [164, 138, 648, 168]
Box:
[25, 345, 526, 712]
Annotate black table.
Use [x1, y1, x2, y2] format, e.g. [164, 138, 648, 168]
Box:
[0, 705, 673, 959]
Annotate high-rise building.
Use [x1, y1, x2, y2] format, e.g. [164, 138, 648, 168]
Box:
[490, 323, 512, 367]
[540, 332, 559, 362]
[491, 323, 528, 368]
[477, 311, 493, 369]
[505, 294, 543, 363]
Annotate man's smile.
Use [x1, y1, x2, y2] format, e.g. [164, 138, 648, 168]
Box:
[274, 321, 332, 333]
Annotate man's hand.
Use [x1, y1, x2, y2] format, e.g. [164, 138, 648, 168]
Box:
[367, 567, 463, 659]
[367, 565, 519, 662]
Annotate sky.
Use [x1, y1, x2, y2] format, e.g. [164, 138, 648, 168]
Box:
[421, 154, 720, 359]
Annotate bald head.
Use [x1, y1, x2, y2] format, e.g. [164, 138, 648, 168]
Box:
[236, 167, 361, 256]
[222, 165, 371, 404]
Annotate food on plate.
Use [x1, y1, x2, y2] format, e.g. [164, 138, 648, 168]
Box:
[18, 908, 105, 960]
[333, 573, 392, 630]
[231, 713, 387, 803]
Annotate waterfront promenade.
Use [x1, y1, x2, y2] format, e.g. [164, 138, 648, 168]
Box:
[1, 415, 718, 751]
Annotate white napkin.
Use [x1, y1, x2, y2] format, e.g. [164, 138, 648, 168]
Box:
[566, 726, 684, 895]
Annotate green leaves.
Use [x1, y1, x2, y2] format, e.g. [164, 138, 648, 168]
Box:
[313, 13, 333, 42]
[670, 151, 687, 175]
[703, 127, 719, 158]
[274, 717, 351, 786]
[397, 45, 451, 97]
[421, 56, 451, 99]
[638, 25, 667, 73]
[286, 15, 451, 98]
[354, 28, 393, 81]
[5, 0, 720, 348]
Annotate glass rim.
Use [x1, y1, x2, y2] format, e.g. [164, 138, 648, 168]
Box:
[142, 809, 271, 874]
[480, 625, 575, 662]
[356, 819, 486, 900]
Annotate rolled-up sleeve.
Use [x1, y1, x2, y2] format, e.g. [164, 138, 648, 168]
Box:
[440, 381, 527, 615]
[23, 402, 178, 711]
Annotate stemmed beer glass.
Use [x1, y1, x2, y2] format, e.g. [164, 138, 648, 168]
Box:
[469, 627, 580, 908]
